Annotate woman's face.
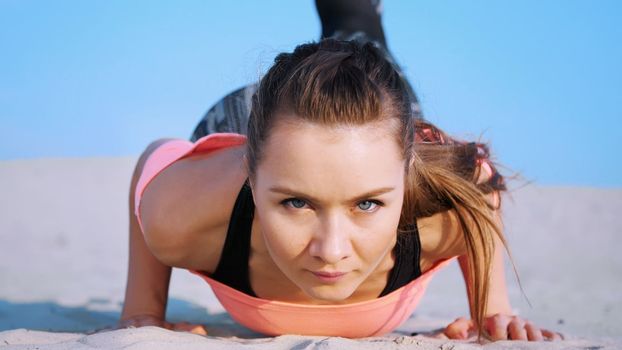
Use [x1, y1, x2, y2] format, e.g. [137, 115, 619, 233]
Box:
[251, 116, 405, 301]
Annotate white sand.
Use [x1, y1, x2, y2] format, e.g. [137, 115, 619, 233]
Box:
[0, 157, 620, 349]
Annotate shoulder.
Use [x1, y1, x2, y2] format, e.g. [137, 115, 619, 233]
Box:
[138, 134, 249, 271]
[416, 161, 502, 272]
[417, 210, 466, 272]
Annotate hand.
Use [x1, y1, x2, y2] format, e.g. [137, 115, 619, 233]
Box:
[444, 315, 563, 341]
[117, 314, 208, 336]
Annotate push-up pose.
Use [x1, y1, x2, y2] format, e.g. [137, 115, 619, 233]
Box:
[119, 0, 560, 341]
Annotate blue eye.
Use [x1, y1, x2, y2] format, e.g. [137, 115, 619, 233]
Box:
[358, 200, 380, 212]
[283, 198, 307, 209]
[282, 199, 382, 211]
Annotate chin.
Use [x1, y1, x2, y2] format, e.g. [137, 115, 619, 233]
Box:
[306, 289, 352, 302]
[303, 282, 358, 302]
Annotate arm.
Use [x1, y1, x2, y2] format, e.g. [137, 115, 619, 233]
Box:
[457, 211, 512, 318]
[448, 217, 559, 341]
[415, 124, 561, 341]
[118, 139, 206, 335]
[444, 162, 560, 341]
[120, 139, 173, 323]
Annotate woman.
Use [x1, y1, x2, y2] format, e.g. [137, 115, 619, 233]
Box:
[119, 0, 560, 341]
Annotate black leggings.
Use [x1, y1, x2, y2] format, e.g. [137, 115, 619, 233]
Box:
[190, 0, 421, 141]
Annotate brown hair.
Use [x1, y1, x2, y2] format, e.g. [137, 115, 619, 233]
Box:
[246, 39, 508, 339]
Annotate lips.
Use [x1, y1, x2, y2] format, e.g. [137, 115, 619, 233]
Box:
[312, 271, 347, 277]
[310, 270, 349, 283]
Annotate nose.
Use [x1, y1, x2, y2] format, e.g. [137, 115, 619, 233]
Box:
[309, 213, 352, 265]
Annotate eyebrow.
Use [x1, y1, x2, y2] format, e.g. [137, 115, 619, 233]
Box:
[268, 186, 396, 204]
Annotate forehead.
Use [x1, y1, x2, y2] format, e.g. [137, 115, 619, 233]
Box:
[255, 118, 404, 195]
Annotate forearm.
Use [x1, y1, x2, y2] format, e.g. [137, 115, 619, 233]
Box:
[121, 216, 172, 320]
[458, 230, 513, 318]
[486, 234, 513, 315]
[121, 147, 173, 321]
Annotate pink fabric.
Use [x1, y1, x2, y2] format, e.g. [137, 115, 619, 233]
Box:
[189, 258, 453, 337]
[134, 132, 455, 337]
[134, 133, 247, 234]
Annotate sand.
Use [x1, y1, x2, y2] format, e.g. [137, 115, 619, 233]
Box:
[0, 156, 620, 349]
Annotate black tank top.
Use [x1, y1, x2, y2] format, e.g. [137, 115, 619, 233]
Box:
[210, 180, 422, 298]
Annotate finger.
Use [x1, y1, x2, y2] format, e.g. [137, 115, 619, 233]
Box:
[173, 322, 208, 335]
[444, 317, 473, 339]
[486, 314, 512, 341]
[507, 317, 528, 341]
[542, 329, 563, 341]
[189, 325, 208, 336]
[525, 322, 544, 341]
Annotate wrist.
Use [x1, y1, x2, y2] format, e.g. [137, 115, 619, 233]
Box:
[118, 313, 167, 330]
[121, 303, 166, 322]
[121, 288, 169, 321]
[120, 311, 163, 321]
[484, 300, 513, 317]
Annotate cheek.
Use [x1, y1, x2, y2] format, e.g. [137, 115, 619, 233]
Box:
[356, 215, 400, 258]
[255, 205, 310, 261]
[354, 201, 404, 257]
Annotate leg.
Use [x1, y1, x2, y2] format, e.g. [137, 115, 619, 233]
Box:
[190, 84, 258, 141]
[316, 0, 387, 48]
[315, 0, 422, 119]
[191, 1, 423, 141]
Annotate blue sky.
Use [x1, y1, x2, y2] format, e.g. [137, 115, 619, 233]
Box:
[1, 1, 620, 187]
